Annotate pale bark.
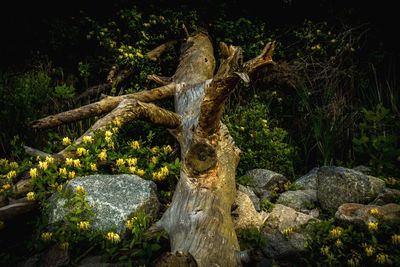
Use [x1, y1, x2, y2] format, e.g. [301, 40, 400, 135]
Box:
[24, 30, 275, 266]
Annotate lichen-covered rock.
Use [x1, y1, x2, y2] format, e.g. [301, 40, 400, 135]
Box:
[48, 174, 160, 233]
[317, 166, 385, 210]
[264, 204, 317, 231]
[261, 204, 316, 259]
[245, 169, 288, 197]
[335, 203, 400, 225]
[293, 168, 318, 190]
[261, 227, 308, 258]
[232, 191, 265, 230]
[276, 189, 317, 212]
[238, 184, 260, 211]
[370, 188, 400, 205]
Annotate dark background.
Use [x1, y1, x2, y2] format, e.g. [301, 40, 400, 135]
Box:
[1, 0, 398, 70]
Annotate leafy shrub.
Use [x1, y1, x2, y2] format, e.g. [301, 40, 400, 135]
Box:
[304, 217, 400, 266]
[224, 101, 296, 179]
[353, 103, 400, 177]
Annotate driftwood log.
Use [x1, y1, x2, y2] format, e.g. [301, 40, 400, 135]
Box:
[27, 30, 275, 266]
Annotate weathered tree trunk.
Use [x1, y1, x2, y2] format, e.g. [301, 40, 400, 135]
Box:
[26, 30, 275, 266]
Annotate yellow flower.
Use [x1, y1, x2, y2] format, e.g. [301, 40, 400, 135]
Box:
[364, 245, 375, 256]
[73, 159, 81, 168]
[130, 140, 140, 150]
[282, 227, 294, 236]
[160, 166, 169, 176]
[116, 158, 125, 167]
[98, 150, 107, 161]
[151, 156, 158, 164]
[126, 217, 136, 229]
[29, 168, 38, 178]
[60, 242, 69, 251]
[129, 166, 137, 174]
[162, 145, 173, 153]
[152, 171, 163, 181]
[375, 253, 389, 264]
[6, 170, 16, 179]
[320, 245, 330, 256]
[136, 52, 144, 58]
[26, 192, 36, 201]
[8, 161, 18, 169]
[65, 158, 74, 166]
[367, 222, 378, 231]
[76, 147, 88, 157]
[368, 208, 379, 216]
[392, 234, 400, 245]
[62, 137, 72, 146]
[329, 227, 343, 238]
[126, 158, 137, 166]
[335, 239, 343, 248]
[58, 168, 67, 176]
[2, 183, 11, 190]
[90, 163, 98, 172]
[151, 146, 159, 154]
[105, 130, 113, 138]
[68, 171, 76, 179]
[105, 232, 120, 243]
[78, 221, 90, 230]
[83, 135, 93, 144]
[45, 156, 54, 164]
[41, 232, 53, 242]
[112, 127, 119, 134]
[113, 117, 122, 127]
[57, 184, 63, 192]
[137, 169, 145, 176]
[38, 161, 48, 170]
[75, 185, 86, 194]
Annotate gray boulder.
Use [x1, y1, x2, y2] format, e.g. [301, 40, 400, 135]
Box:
[276, 189, 317, 212]
[48, 174, 160, 233]
[317, 166, 385, 210]
[262, 228, 308, 258]
[335, 203, 400, 225]
[238, 184, 260, 211]
[293, 167, 318, 190]
[370, 188, 400, 205]
[245, 169, 288, 196]
[232, 191, 265, 230]
[264, 204, 317, 231]
[261, 204, 316, 259]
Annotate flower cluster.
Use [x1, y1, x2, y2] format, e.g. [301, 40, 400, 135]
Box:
[105, 232, 120, 243]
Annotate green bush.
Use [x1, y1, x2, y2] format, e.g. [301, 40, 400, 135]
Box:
[303, 217, 400, 266]
[224, 101, 296, 179]
[353, 103, 400, 177]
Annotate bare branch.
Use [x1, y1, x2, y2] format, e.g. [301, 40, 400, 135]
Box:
[243, 41, 276, 74]
[146, 40, 177, 61]
[58, 99, 181, 155]
[0, 200, 37, 221]
[30, 83, 176, 129]
[197, 41, 276, 137]
[71, 69, 133, 104]
[23, 145, 52, 159]
[147, 74, 172, 85]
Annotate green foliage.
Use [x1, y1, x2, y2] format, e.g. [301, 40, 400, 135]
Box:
[102, 212, 168, 265]
[54, 84, 76, 100]
[1, 120, 178, 264]
[210, 17, 269, 58]
[353, 103, 400, 177]
[237, 227, 266, 250]
[304, 217, 400, 266]
[224, 101, 296, 179]
[260, 199, 275, 213]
